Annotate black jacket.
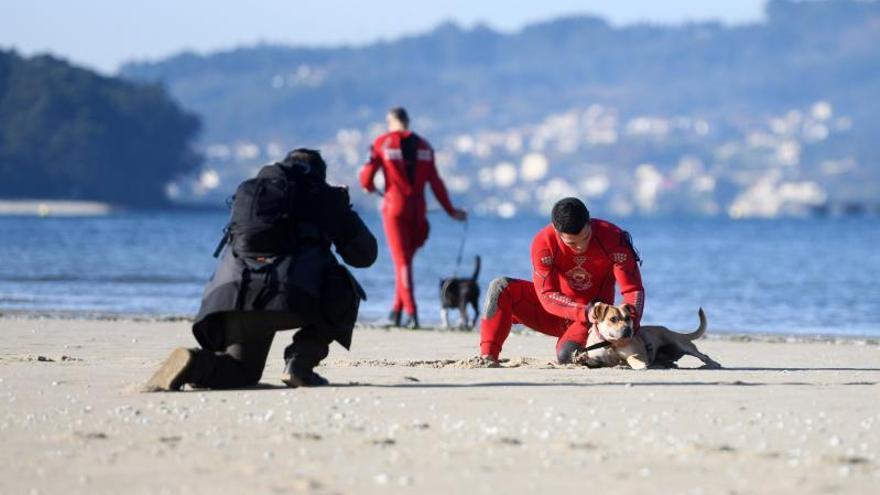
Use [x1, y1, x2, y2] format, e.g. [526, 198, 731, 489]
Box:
[192, 163, 378, 350]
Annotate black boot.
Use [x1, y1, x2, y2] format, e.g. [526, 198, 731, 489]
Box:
[385, 310, 402, 328]
[281, 360, 329, 387]
[400, 311, 419, 329]
[282, 326, 331, 387]
[144, 347, 198, 392]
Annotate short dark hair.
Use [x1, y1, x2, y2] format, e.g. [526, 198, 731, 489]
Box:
[283, 148, 326, 181]
[388, 107, 409, 126]
[551, 197, 590, 234]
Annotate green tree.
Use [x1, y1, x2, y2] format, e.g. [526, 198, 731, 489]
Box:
[0, 50, 202, 207]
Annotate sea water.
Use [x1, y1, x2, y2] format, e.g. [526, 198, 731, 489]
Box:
[1, 212, 878, 337]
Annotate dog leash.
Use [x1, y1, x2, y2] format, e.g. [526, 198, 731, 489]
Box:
[581, 322, 611, 351]
[583, 340, 611, 351]
[452, 219, 468, 277]
[370, 189, 468, 278]
[369, 189, 469, 273]
[440, 220, 470, 303]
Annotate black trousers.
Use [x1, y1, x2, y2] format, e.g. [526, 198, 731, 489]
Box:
[189, 311, 333, 389]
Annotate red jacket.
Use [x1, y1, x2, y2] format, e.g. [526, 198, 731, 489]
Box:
[531, 220, 645, 327]
[359, 131, 455, 220]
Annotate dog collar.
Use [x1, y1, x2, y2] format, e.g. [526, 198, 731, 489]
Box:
[584, 340, 611, 351]
[584, 326, 611, 351]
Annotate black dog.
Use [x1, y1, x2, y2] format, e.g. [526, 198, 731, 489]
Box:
[439, 256, 481, 329]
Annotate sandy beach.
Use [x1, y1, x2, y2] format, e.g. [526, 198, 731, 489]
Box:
[1, 316, 878, 494]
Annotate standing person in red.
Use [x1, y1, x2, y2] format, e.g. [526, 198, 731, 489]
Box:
[360, 107, 467, 328]
[479, 197, 644, 364]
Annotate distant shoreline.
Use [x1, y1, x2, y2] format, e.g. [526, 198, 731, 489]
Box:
[0, 199, 112, 216]
[0, 199, 228, 216]
[2, 199, 878, 219]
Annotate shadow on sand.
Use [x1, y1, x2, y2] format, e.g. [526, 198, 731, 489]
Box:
[158, 365, 880, 393]
[192, 377, 879, 393]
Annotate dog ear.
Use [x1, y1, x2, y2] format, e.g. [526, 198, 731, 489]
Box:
[590, 303, 609, 323]
[622, 304, 637, 319]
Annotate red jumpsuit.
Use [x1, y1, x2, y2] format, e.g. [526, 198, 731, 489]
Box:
[360, 130, 457, 315]
[480, 220, 645, 362]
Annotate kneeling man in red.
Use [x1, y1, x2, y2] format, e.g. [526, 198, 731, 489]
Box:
[480, 197, 645, 364]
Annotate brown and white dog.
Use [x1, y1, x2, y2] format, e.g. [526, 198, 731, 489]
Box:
[581, 303, 721, 370]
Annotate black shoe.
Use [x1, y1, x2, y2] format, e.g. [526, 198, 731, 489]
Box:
[400, 311, 419, 329]
[281, 361, 329, 387]
[144, 347, 196, 392]
[384, 310, 402, 328]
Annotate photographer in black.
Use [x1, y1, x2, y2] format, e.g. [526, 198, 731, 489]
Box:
[146, 149, 377, 390]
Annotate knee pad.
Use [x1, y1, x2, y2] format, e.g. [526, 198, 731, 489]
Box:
[556, 340, 581, 364]
[483, 277, 511, 319]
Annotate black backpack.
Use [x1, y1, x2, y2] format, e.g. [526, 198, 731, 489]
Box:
[213, 164, 300, 258]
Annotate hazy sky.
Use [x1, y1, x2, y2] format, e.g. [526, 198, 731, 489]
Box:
[1, 0, 766, 74]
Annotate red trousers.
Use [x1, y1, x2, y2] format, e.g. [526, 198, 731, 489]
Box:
[480, 278, 590, 361]
[383, 214, 428, 314]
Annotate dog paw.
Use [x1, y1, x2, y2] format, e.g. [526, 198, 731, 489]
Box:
[701, 361, 723, 369]
[625, 356, 648, 370]
[571, 349, 603, 368]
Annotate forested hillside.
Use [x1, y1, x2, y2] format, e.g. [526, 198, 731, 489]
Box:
[116, 0, 880, 216]
[121, 0, 879, 143]
[0, 50, 202, 207]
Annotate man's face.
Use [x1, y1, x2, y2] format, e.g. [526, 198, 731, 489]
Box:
[386, 114, 404, 132]
[557, 224, 592, 253]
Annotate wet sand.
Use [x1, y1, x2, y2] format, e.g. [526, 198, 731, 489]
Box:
[1, 317, 878, 494]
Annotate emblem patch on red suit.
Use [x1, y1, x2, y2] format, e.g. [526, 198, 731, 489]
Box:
[565, 266, 592, 291]
[611, 252, 628, 263]
[566, 255, 592, 290]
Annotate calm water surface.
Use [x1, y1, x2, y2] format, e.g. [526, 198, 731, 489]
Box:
[1, 212, 878, 337]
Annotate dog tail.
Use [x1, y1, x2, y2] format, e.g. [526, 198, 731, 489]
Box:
[683, 308, 708, 340]
[471, 255, 481, 282]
